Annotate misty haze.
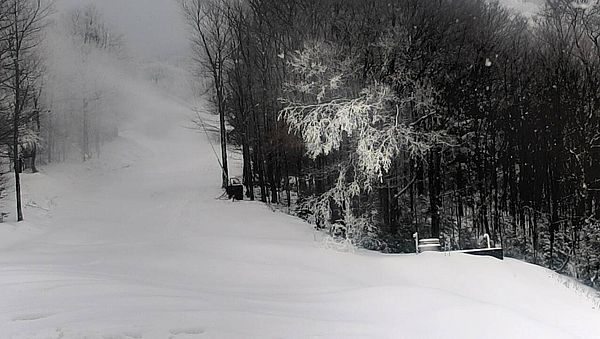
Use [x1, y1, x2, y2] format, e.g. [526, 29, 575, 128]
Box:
[1, 0, 599, 338]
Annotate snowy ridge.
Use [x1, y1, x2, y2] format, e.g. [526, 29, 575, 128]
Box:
[1, 71, 600, 339]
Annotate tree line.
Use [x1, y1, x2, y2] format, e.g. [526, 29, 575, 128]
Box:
[0, 1, 123, 221]
[0, 0, 49, 221]
[183, 0, 600, 289]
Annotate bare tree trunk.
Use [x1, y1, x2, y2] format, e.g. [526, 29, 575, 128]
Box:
[13, 96, 23, 221]
[11, 0, 23, 222]
[216, 89, 229, 187]
[242, 132, 254, 200]
[429, 149, 441, 238]
[82, 98, 89, 161]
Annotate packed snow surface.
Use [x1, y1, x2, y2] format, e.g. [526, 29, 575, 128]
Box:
[1, 78, 599, 339]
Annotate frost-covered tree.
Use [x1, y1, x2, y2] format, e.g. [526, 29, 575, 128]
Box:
[67, 4, 123, 56]
[280, 41, 449, 245]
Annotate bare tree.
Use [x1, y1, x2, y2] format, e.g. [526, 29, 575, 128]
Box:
[0, 0, 50, 221]
[181, 0, 233, 188]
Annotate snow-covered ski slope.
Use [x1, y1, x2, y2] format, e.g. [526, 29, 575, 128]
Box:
[1, 77, 599, 339]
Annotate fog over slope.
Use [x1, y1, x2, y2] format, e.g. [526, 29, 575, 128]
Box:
[55, 0, 188, 61]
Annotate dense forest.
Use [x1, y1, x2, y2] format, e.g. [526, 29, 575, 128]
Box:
[182, 0, 600, 289]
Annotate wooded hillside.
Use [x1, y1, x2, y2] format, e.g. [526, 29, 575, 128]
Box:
[183, 0, 600, 289]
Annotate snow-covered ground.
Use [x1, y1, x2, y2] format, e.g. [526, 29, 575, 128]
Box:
[1, 76, 599, 339]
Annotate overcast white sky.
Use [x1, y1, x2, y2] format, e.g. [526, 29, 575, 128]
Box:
[51, 0, 543, 62]
[56, 0, 188, 60]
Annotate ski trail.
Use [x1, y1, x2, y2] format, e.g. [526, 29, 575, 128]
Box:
[0, 81, 599, 339]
